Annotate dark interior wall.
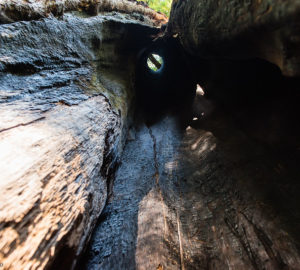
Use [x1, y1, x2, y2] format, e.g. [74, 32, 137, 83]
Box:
[186, 53, 300, 248]
[163, 0, 300, 154]
[189, 56, 300, 149]
[135, 33, 300, 151]
[135, 31, 300, 249]
[135, 38, 196, 122]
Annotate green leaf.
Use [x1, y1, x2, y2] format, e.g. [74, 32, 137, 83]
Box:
[137, 0, 172, 16]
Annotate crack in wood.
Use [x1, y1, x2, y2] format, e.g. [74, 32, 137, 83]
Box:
[0, 116, 45, 133]
[148, 126, 169, 255]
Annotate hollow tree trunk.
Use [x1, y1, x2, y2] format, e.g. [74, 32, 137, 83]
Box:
[0, 7, 159, 270]
[167, 0, 300, 76]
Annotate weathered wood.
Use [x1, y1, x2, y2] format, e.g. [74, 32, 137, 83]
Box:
[0, 11, 157, 270]
[0, 0, 167, 25]
[0, 96, 119, 270]
[83, 113, 300, 270]
[167, 0, 300, 76]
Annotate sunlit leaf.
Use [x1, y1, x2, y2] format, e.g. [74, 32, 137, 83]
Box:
[137, 0, 172, 16]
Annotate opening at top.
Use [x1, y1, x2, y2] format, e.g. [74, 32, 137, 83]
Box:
[147, 53, 164, 72]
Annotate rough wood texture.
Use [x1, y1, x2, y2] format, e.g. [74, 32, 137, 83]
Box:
[167, 0, 300, 76]
[0, 0, 167, 25]
[82, 112, 300, 270]
[0, 11, 157, 270]
[0, 96, 119, 270]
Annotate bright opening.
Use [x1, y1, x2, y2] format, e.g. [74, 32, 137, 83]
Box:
[147, 53, 163, 72]
[196, 84, 205, 96]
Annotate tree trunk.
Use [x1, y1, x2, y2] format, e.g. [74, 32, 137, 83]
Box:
[167, 0, 300, 76]
[0, 9, 158, 270]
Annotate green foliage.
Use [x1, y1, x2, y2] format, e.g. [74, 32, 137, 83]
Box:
[137, 0, 172, 16]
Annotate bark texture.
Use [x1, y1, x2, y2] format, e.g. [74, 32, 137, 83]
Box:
[0, 11, 157, 270]
[167, 0, 300, 76]
[0, 0, 167, 26]
[82, 113, 300, 270]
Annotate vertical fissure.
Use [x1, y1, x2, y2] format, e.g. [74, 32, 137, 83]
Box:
[147, 125, 168, 237]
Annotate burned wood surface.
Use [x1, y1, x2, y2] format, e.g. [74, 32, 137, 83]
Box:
[0, 11, 158, 270]
[167, 0, 300, 76]
[82, 107, 300, 269]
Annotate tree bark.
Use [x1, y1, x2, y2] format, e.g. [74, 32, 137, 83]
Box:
[0, 11, 157, 270]
[0, 0, 167, 25]
[167, 0, 300, 76]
